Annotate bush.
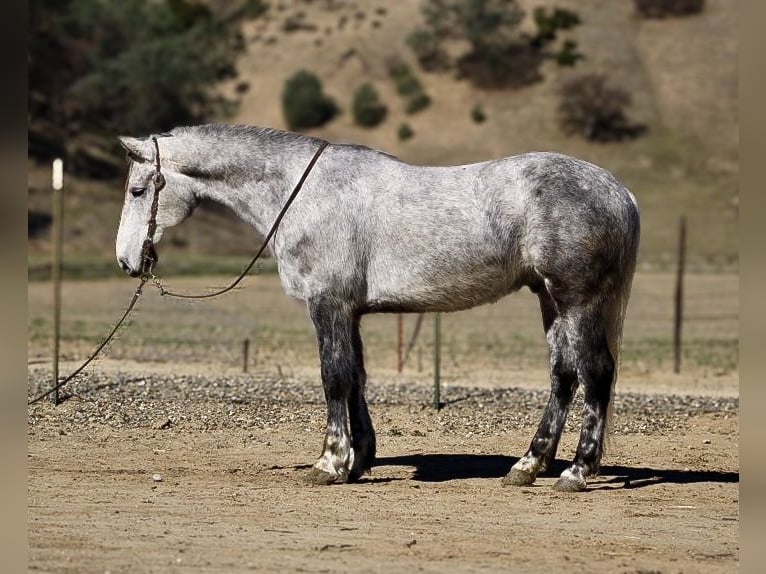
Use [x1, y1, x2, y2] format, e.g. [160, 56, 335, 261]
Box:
[406, 28, 450, 71]
[471, 103, 486, 123]
[388, 61, 432, 115]
[557, 74, 645, 142]
[398, 123, 415, 141]
[531, 7, 581, 48]
[634, 0, 704, 18]
[456, 41, 543, 88]
[281, 70, 338, 130]
[242, 0, 269, 19]
[409, 1, 582, 88]
[389, 62, 423, 96]
[405, 92, 431, 115]
[352, 83, 387, 127]
[555, 39, 584, 67]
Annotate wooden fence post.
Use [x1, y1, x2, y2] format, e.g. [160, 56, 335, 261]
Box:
[433, 313, 441, 410]
[51, 159, 64, 405]
[396, 314, 403, 373]
[243, 338, 250, 373]
[673, 216, 686, 374]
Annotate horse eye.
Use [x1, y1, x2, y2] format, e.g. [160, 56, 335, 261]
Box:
[130, 186, 146, 198]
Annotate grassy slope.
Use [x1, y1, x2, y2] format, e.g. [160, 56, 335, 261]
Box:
[28, 0, 738, 273]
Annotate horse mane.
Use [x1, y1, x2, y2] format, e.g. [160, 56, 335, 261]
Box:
[169, 124, 323, 148]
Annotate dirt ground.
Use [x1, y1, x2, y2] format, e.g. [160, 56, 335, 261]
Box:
[28, 368, 739, 574]
[28, 274, 739, 573]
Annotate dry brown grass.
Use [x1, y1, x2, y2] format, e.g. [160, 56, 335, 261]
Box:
[28, 271, 738, 398]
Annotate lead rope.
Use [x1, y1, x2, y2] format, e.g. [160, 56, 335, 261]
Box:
[28, 138, 329, 405]
[27, 279, 148, 405]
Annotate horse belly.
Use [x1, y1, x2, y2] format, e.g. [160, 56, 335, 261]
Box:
[366, 248, 522, 313]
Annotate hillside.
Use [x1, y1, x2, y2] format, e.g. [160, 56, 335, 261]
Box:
[28, 0, 738, 273]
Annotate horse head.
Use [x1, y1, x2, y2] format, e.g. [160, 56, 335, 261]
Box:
[115, 134, 199, 277]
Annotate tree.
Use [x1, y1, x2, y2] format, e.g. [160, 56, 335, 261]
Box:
[281, 70, 339, 131]
[408, 0, 582, 88]
[29, 0, 246, 142]
[352, 84, 387, 128]
[557, 74, 645, 142]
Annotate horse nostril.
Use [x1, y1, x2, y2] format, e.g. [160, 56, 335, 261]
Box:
[118, 258, 130, 273]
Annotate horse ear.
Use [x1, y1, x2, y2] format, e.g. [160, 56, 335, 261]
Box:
[118, 136, 151, 163]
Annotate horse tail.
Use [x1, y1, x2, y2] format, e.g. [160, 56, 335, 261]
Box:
[604, 190, 640, 443]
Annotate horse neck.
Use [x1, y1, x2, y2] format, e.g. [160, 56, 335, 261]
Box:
[191, 138, 319, 238]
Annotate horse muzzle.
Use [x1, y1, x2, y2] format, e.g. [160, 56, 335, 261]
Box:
[118, 243, 159, 278]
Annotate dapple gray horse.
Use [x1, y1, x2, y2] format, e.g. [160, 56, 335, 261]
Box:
[116, 124, 639, 491]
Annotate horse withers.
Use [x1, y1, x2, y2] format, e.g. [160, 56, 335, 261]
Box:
[116, 124, 640, 492]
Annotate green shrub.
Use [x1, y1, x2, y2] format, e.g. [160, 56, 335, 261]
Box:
[388, 60, 432, 115]
[352, 83, 387, 127]
[409, 1, 583, 87]
[406, 28, 450, 71]
[555, 39, 584, 67]
[242, 0, 269, 19]
[390, 62, 423, 95]
[531, 7, 581, 48]
[398, 123, 415, 141]
[405, 92, 431, 115]
[471, 104, 486, 123]
[281, 70, 338, 130]
[411, 0, 525, 86]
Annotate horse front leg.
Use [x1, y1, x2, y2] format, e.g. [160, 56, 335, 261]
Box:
[305, 297, 373, 484]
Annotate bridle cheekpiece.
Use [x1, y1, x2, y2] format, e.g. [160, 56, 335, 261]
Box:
[140, 135, 166, 279]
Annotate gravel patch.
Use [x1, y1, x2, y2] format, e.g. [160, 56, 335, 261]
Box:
[28, 367, 738, 437]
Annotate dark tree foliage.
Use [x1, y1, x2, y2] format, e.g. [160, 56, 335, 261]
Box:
[555, 39, 584, 67]
[409, 0, 582, 88]
[406, 28, 450, 71]
[352, 83, 387, 128]
[471, 103, 487, 123]
[558, 74, 646, 142]
[29, 0, 246, 147]
[281, 70, 338, 131]
[530, 6, 580, 49]
[397, 123, 414, 141]
[388, 61, 432, 115]
[634, 0, 704, 19]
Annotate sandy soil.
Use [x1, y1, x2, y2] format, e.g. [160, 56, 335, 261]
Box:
[28, 369, 739, 574]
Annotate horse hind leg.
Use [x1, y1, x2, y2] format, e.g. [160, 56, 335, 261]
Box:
[347, 322, 376, 481]
[503, 290, 578, 487]
[553, 305, 616, 492]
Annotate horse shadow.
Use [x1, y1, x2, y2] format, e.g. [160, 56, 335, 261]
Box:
[374, 453, 739, 490]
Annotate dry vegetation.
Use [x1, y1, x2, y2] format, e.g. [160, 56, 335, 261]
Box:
[28, 271, 738, 394]
[28, 0, 738, 272]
